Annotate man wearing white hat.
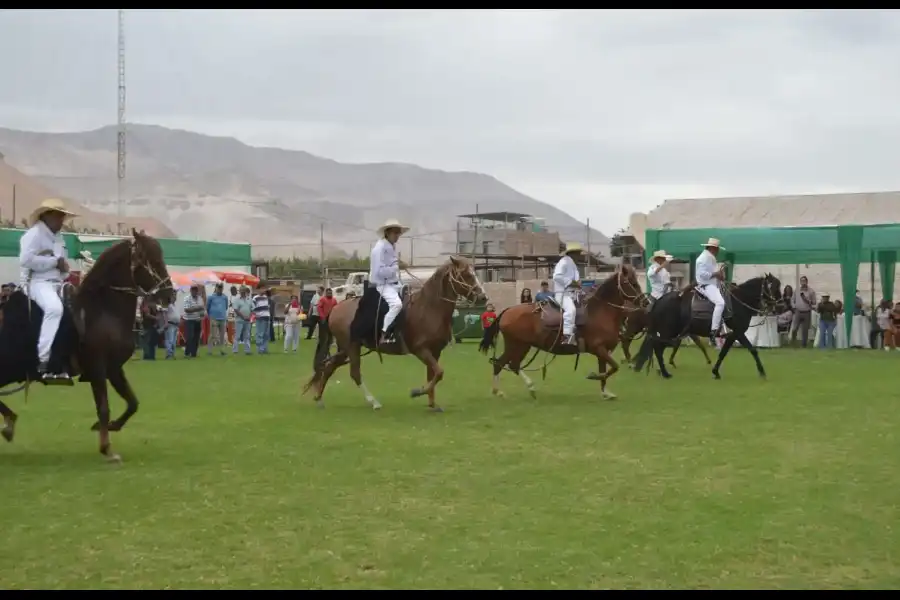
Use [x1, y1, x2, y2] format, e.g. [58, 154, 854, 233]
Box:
[695, 237, 727, 343]
[647, 250, 673, 303]
[369, 219, 410, 344]
[553, 242, 584, 346]
[19, 198, 76, 382]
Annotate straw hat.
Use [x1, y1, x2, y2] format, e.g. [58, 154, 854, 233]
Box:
[29, 198, 76, 227]
[560, 241, 584, 256]
[652, 250, 673, 261]
[377, 218, 410, 236]
[701, 237, 725, 250]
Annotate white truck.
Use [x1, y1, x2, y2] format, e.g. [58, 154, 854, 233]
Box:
[331, 268, 436, 299]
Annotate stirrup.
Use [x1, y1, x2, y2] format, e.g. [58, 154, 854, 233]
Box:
[562, 334, 577, 345]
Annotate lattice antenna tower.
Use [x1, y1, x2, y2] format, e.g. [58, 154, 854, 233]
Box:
[117, 9, 127, 223]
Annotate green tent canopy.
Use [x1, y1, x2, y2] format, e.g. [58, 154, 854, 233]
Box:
[644, 224, 900, 340]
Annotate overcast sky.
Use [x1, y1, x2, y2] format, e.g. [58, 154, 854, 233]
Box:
[2, 9, 900, 231]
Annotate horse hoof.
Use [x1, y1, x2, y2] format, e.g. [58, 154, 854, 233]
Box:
[90, 421, 99, 431]
[712, 372, 721, 380]
[108, 421, 123, 433]
[106, 453, 122, 464]
[585, 373, 602, 380]
[601, 391, 618, 400]
[410, 388, 423, 398]
[315, 400, 325, 409]
[491, 389, 505, 398]
[529, 389, 537, 400]
[430, 406, 444, 413]
[1, 428, 13, 443]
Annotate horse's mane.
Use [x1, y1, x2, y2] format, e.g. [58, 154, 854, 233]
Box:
[79, 239, 132, 295]
[414, 260, 456, 304]
[588, 265, 637, 304]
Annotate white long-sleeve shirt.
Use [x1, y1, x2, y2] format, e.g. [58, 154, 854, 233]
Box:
[369, 238, 400, 285]
[695, 249, 719, 286]
[19, 221, 68, 285]
[552, 255, 580, 293]
[647, 263, 670, 299]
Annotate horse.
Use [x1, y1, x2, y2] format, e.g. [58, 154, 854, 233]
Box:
[618, 301, 713, 367]
[302, 256, 486, 411]
[631, 274, 781, 380]
[479, 264, 642, 400]
[0, 229, 172, 461]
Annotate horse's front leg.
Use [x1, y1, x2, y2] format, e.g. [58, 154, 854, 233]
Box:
[690, 334, 714, 365]
[734, 330, 766, 379]
[410, 348, 444, 412]
[0, 401, 18, 443]
[711, 332, 738, 380]
[89, 375, 121, 463]
[594, 346, 620, 400]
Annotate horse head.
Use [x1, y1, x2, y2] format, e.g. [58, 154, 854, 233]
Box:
[761, 272, 782, 312]
[445, 256, 487, 304]
[128, 229, 173, 303]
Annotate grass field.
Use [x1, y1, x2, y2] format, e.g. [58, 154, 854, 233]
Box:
[2, 340, 900, 589]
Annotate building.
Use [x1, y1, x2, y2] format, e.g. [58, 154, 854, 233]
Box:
[627, 191, 900, 303]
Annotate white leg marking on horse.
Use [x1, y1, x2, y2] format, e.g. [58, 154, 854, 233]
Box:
[361, 382, 382, 410]
[520, 371, 534, 391]
[491, 374, 505, 397]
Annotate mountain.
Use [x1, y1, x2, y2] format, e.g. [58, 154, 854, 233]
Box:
[0, 155, 174, 237]
[0, 124, 610, 260]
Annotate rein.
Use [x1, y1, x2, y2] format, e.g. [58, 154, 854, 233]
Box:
[105, 239, 173, 298]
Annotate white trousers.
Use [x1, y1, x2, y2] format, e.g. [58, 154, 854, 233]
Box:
[554, 291, 577, 336]
[30, 280, 63, 364]
[701, 283, 726, 331]
[376, 283, 403, 332]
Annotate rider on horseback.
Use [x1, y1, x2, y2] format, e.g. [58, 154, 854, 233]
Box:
[19, 198, 76, 383]
[369, 219, 409, 345]
[696, 237, 727, 345]
[647, 250, 673, 304]
[553, 242, 584, 346]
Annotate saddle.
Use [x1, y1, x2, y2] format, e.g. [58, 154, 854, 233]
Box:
[349, 282, 410, 349]
[690, 282, 733, 322]
[536, 296, 587, 330]
[0, 289, 80, 389]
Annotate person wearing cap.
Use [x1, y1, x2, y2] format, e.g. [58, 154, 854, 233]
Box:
[553, 241, 584, 346]
[816, 293, 839, 349]
[369, 218, 410, 345]
[19, 198, 76, 382]
[647, 250, 673, 303]
[696, 237, 728, 343]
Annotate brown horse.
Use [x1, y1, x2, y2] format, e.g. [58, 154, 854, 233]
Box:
[302, 256, 486, 411]
[0, 230, 172, 461]
[619, 302, 713, 367]
[480, 264, 642, 400]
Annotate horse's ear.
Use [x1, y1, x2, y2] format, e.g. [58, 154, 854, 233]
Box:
[450, 255, 461, 267]
[132, 228, 140, 239]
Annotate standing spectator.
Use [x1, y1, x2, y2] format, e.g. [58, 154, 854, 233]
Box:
[226, 285, 238, 344]
[163, 297, 180, 359]
[267, 289, 276, 342]
[886, 303, 900, 351]
[816, 293, 838, 349]
[480, 303, 498, 348]
[231, 286, 253, 355]
[206, 283, 229, 356]
[252, 285, 271, 354]
[306, 286, 323, 339]
[534, 281, 552, 303]
[283, 294, 302, 353]
[182, 284, 205, 358]
[316, 288, 339, 341]
[791, 276, 817, 347]
[873, 299, 892, 349]
[140, 298, 162, 360]
[520, 288, 533, 303]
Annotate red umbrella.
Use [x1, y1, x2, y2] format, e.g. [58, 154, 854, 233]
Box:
[214, 271, 260, 287]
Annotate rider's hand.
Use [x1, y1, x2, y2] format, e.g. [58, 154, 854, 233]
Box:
[56, 257, 69, 272]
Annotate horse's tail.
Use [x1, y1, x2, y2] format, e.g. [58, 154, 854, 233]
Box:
[302, 316, 335, 396]
[631, 334, 654, 373]
[479, 307, 508, 355]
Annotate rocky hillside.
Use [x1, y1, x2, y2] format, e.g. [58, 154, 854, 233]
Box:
[0, 124, 609, 260]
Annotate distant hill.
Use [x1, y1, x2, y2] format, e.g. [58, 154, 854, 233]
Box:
[0, 156, 174, 237]
[0, 124, 610, 260]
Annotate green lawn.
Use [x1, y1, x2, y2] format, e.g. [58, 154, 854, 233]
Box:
[2, 341, 900, 590]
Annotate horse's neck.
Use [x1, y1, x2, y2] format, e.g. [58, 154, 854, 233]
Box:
[76, 288, 137, 324]
[733, 281, 763, 309]
[413, 277, 455, 319]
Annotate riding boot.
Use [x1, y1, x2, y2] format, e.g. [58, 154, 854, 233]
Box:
[38, 361, 73, 385]
[708, 326, 721, 346]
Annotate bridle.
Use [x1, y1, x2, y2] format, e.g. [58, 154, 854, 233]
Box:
[595, 266, 644, 312]
[108, 239, 173, 299]
[406, 263, 484, 306]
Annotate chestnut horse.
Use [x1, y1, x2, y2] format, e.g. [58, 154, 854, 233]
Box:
[0, 230, 172, 461]
[302, 256, 486, 411]
[480, 264, 642, 400]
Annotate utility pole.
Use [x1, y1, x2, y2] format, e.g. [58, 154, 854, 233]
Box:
[12, 184, 16, 225]
[472, 203, 480, 280]
[455, 219, 461, 255]
[586, 217, 592, 271]
[410, 236, 415, 266]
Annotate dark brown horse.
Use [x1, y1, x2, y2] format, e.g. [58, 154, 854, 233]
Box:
[0, 230, 172, 461]
[619, 302, 712, 367]
[480, 265, 642, 400]
[302, 256, 486, 411]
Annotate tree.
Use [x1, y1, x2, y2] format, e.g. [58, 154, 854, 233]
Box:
[608, 228, 630, 258]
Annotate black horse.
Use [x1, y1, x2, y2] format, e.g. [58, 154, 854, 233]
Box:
[631, 274, 781, 380]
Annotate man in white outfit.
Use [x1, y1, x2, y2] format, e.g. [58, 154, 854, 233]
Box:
[695, 237, 727, 344]
[553, 242, 584, 346]
[369, 218, 409, 345]
[19, 198, 76, 383]
[647, 250, 673, 304]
